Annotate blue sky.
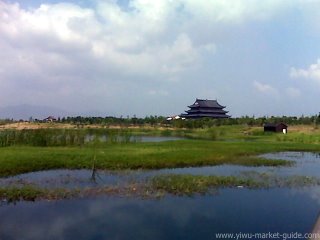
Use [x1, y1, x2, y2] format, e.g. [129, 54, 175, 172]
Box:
[1, 0, 320, 117]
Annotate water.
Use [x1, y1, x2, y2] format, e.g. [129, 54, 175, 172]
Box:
[0, 129, 186, 147]
[0, 188, 319, 240]
[259, 152, 320, 177]
[1, 151, 320, 239]
[85, 135, 185, 143]
[139, 136, 185, 142]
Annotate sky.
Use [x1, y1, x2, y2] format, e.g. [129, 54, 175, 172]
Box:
[1, 0, 320, 117]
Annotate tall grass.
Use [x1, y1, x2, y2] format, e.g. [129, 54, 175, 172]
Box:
[0, 129, 86, 147]
[275, 133, 320, 144]
[2, 125, 320, 147]
[0, 129, 140, 147]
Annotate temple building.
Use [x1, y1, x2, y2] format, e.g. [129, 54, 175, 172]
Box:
[181, 99, 230, 119]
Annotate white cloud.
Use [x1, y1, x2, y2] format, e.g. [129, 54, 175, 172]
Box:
[285, 87, 301, 98]
[0, 0, 309, 115]
[182, 0, 291, 23]
[253, 81, 277, 94]
[290, 59, 320, 81]
[0, 1, 213, 80]
[147, 90, 169, 96]
[0, 0, 295, 79]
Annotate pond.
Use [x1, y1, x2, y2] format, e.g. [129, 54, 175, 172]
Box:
[0, 129, 186, 147]
[1, 188, 320, 240]
[136, 136, 185, 142]
[85, 135, 186, 143]
[1, 152, 320, 239]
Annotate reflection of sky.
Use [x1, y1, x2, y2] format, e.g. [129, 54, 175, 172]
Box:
[259, 152, 320, 177]
[1, 189, 320, 240]
[304, 187, 320, 206]
[1, 152, 320, 239]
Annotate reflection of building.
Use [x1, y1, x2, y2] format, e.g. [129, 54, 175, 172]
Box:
[181, 99, 230, 119]
[264, 123, 288, 133]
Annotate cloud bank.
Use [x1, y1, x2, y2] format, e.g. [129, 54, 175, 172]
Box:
[253, 81, 276, 94]
[290, 59, 320, 82]
[0, 0, 319, 117]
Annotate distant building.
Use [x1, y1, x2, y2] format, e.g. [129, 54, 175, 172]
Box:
[181, 99, 230, 119]
[166, 115, 185, 121]
[264, 123, 288, 133]
[43, 116, 57, 122]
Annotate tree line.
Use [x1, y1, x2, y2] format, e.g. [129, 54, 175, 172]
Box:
[1, 114, 320, 128]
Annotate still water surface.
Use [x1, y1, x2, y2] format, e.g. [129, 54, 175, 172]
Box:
[0, 188, 319, 240]
[1, 151, 320, 239]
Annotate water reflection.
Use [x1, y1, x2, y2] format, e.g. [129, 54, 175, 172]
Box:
[85, 135, 185, 143]
[259, 152, 320, 177]
[0, 188, 319, 240]
[1, 152, 320, 239]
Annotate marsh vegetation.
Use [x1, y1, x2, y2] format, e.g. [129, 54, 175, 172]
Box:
[0, 124, 320, 201]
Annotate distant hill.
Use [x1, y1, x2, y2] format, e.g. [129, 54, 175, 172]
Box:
[0, 105, 113, 120]
[0, 104, 71, 120]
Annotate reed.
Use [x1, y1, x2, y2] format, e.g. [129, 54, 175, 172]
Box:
[0, 128, 139, 147]
[150, 174, 320, 196]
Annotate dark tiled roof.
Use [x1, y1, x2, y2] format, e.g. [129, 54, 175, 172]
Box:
[264, 123, 287, 127]
[186, 109, 228, 114]
[188, 99, 225, 109]
[181, 98, 230, 119]
[181, 113, 230, 119]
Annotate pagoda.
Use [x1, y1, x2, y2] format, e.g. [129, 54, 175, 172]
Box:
[181, 99, 230, 119]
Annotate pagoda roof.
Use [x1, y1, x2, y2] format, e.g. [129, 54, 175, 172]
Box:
[181, 113, 230, 119]
[186, 109, 228, 114]
[188, 99, 225, 109]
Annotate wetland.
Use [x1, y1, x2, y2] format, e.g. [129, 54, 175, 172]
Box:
[1, 125, 320, 239]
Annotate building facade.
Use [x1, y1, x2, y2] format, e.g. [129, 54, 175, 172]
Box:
[264, 123, 288, 133]
[181, 99, 230, 119]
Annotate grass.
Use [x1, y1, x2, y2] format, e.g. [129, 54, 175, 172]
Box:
[2, 173, 319, 202]
[0, 140, 317, 177]
[150, 174, 320, 196]
[0, 185, 101, 203]
[0, 185, 47, 202]
[150, 175, 262, 195]
[1, 125, 320, 201]
[0, 184, 146, 203]
[0, 125, 319, 177]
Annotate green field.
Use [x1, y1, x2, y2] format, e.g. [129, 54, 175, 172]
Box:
[0, 125, 320, 177]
